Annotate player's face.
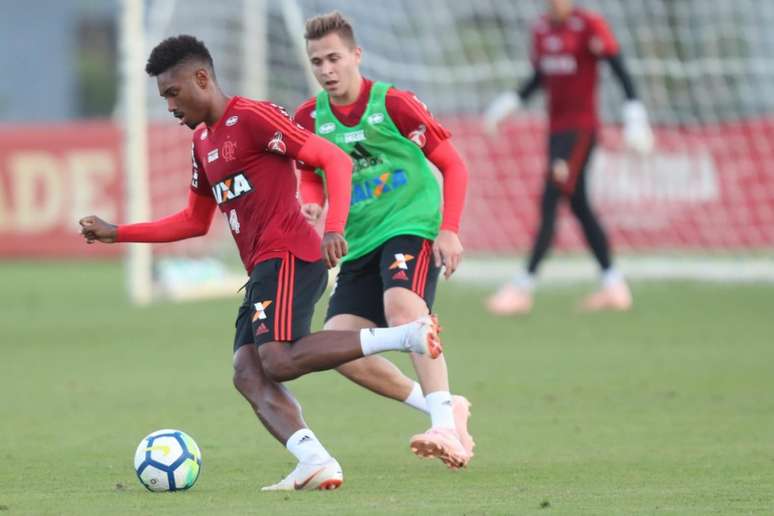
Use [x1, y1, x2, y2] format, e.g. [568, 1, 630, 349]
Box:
[306, 32, 362, 101]
[156, 64, 212, 130]
[548, 0, 573, 20]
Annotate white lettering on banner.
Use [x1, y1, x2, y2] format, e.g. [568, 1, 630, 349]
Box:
[11, 152, 64, 231]
[591, 150, 720, 203]
[0, 150, 118, 233]
[68, 151, 117, 224]
[0, 177, 8, 229]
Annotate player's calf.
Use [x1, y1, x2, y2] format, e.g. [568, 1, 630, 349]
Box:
[259, 316, 443, 383]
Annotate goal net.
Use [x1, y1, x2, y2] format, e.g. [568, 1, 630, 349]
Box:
[120, 0, 774, 302]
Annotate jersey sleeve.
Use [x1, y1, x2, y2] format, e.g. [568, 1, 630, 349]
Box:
[385, 89, 451, 156]
[116, 189, 216, 243]
[293, 100, 318, 173]
[427, 140, 467, 233]
[190, 138, 211, 196]
[586, 12, 620, 57]
[241, 101, 312, 160]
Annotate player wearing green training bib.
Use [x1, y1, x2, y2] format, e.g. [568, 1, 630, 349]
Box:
[311, 80, 442, 262]
[296, 11, 474, 469]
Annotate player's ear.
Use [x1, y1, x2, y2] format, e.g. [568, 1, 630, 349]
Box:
[194, 68, 210, 89]
[353, 46, 362, 64]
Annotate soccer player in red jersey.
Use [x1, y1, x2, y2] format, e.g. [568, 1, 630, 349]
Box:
[484, 0, 653, 314]
[293, 12, 473, 469]
[78, 35, 442, 491]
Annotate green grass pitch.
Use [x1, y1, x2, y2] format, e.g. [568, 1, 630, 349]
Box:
[1, 260, 773, 515]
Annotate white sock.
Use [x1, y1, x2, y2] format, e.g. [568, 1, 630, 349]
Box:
[425, 391, 455, 430]
[359, 323, 414, 356]
[602, 267, 623, 288]
[403, 382, 429, 413]
[511, 272, 536, 291]
[286, 428, 331, 465]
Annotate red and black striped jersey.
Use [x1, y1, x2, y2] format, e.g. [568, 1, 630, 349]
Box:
[531, 8, 619, 131]
[191, 96, 322, 271]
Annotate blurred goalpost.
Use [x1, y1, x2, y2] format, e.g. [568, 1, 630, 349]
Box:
[120, 0, 774, 304]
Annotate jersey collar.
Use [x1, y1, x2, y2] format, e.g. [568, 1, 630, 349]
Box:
[208, 95, 239, 134]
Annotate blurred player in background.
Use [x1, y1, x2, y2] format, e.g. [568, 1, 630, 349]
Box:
[79, 35, 443, 491]
[295, 12, 473, 469]
[484, 0, 653, 314]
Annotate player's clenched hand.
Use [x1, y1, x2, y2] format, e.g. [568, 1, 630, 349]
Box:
[433, 229, 463, 279]
[321, 232, 347, 269]
[79, 215, 118, 244]
[301, 203, 323, 225]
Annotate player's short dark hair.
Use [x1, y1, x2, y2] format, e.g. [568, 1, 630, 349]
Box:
[304, 11, 357, 48]
[145, 34, 215, 77]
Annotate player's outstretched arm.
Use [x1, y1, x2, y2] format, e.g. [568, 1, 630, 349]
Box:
[483, 69, 542, 134]
[79, 190, 217, 245]
[427, 140, 468, 279]
[296, 134, 353, 268]
[606, 54, 654, 154]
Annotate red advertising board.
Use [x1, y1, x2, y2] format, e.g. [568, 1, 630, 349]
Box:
[448, 116, 774, 252]
[1, 118, 773, 258]
[0, 123, 123, 257]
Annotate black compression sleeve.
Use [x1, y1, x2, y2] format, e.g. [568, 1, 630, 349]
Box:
[606, 53, 637, 100]
[517, 68, 542, 102]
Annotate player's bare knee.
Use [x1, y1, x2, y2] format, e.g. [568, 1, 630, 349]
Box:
[384, 288, 428, 327]
[232, 350, 257, 394]
[385, 305, 422, 326]
[259, 344, 300, 383]
[385, 307, 423, 327]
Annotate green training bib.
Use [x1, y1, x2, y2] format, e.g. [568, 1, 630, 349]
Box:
[315, 81, 441, 262]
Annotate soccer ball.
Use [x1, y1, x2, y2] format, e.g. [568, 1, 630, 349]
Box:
[133, 429, 202, 492]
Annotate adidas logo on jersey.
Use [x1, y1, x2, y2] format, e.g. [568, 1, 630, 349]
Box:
[212, 172, 253, 204]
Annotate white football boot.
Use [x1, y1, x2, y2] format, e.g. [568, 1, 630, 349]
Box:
[261, 458, 343, 491]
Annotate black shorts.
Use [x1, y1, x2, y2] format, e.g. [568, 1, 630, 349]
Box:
[325, 235, 440, 327]
[234, 253, 327, 350]
[548, 129, 597, 195]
